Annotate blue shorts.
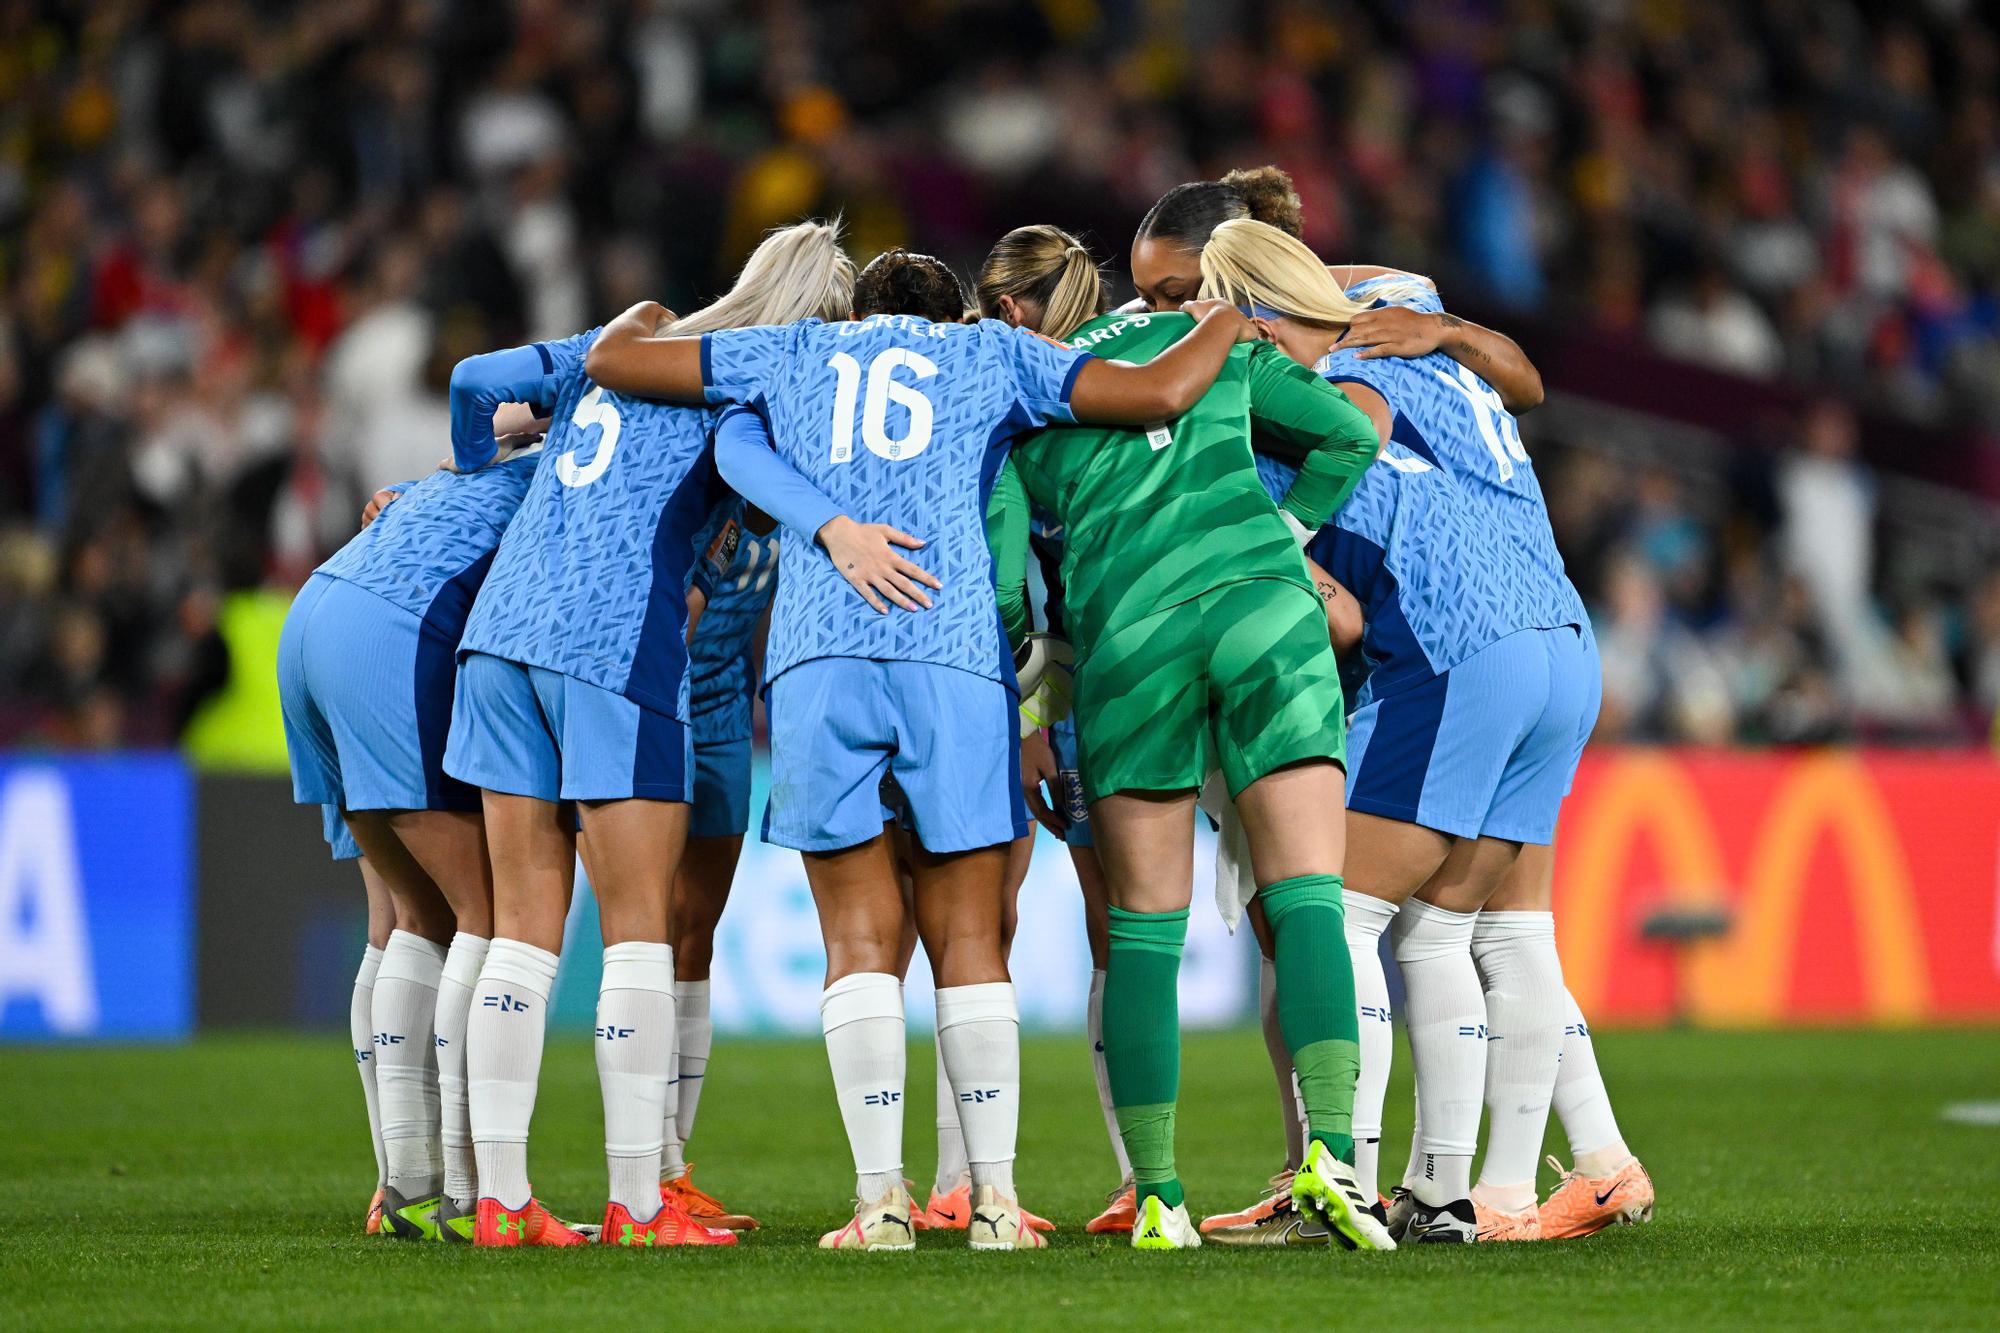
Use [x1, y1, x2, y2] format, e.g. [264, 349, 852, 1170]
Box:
[764, 658, 1027, 854]
[1346, 625, 1600, 845]
[1048, 713, 1094, 848]
[323, 804, 362, 862]
[279, 573, 479, 816]
[444, 652, 692, 804]
[690, 733, 753, 839]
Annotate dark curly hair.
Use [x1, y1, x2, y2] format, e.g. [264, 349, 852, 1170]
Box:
[852, 248, 970, 322]
[1136, 165, 1304, 251]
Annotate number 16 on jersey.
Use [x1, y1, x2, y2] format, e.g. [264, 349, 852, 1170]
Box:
[828, 349, 938, 463]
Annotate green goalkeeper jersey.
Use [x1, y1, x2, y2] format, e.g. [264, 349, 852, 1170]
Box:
[1002, 310, 1378, 654]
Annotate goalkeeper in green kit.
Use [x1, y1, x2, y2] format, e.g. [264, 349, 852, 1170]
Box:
[974, 225, 1395, 1251]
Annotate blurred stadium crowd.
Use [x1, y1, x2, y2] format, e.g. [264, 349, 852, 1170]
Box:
[1, 0, 1998, 751]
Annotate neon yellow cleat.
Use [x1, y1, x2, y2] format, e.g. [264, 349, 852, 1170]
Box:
[1290, 1142, 1396, 1251]
[379, 1186, 441, 1242]
[1131, 1194, 1201, 1250]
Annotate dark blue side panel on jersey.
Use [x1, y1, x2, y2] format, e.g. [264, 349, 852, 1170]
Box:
[625, 450, 719, 712]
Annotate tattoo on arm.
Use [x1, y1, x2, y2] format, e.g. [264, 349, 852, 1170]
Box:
[1317, 579, 1340, 606]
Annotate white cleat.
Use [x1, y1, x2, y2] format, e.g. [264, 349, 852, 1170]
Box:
[1131, 1193, 1202, 1250]
[967, 1185, 1048, 1251]
[820, 1181, 919, 1251]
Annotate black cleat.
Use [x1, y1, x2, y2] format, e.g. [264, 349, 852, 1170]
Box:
[1403, 1197, 1477, 1244]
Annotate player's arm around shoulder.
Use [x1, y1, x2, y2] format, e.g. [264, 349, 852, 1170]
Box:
[1065, 301, 1255, 424]
[1247, 343, 1383, 535]
[580, 300, 708, 401]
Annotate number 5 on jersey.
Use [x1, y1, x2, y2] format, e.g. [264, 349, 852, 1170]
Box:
[829, 349, 937, 463]
[557, 385, 621, 488]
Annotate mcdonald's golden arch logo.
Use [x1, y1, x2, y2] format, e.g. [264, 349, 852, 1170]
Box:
[1557, 751, 1931, 1026]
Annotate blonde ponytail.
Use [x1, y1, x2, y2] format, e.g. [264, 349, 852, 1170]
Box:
[665, 219, 856, 336]
[1197, 218, 1373, 326]
[975, 225, 1108, 342]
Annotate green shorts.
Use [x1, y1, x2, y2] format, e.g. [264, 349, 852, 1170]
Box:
[1074, 578, 1347, 802]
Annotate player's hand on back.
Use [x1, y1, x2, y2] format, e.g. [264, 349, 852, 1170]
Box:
[1333, 305, 1445, 360]
[814, 515, 942, 614]
[1180, 299, 1257, 342]
[360, 487, 402, 528]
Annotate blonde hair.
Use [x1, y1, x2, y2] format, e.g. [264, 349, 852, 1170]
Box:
[666, 219, 855, 336]
[1192, 219, 1448, 328]
[974, 225, 1106, 342]
[1198, 219, 1375, 325]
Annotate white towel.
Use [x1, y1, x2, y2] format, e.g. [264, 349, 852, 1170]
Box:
[1198, 770, 1260, 932]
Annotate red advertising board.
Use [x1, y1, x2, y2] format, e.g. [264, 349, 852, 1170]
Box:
[1554, 750, 2000, 1026]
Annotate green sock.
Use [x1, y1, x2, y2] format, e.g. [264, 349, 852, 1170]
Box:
[1104, 905, 1188, 1209]
[1260, 874, 1360, 1165]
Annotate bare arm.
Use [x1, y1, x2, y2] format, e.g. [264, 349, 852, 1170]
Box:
[581, 301, 707, 401]
[1304, 554, 1364, 659]
[1332, 305, 1544, 414]
[1065, 301, 1255, 424]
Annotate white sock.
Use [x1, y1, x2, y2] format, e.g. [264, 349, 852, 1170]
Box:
[373, 930, 447, 1197]
[1085, 969, 1131, 1184]
[435, 933, 489, 1207]
[351, 945, 387, 1189]
[1402, 1100, 1425, 1191]
[672, 978, 713, 1159]
[1257, 955, 1308, 1171]
[1555, 989, 1632, 1175]
[933, 1037, 970, 1194]
[937, 982, 1020, 1199]
[598, 941, 675, 1223]
[1344, 891, 1400, 1202]
[1392, 899, 1484, 1207]
[821, 972, 905, 1200]
[1471, 911, 1566, 1211]
[468, 937, 559, 1211]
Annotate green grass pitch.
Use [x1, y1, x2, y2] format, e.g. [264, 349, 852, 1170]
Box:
[4, 1028, 1997, 1329]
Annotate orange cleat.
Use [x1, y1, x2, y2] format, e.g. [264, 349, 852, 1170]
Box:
[473, 1196, 589, 1247]
[663, 1166, 758, 1231]
[1197, 1171, 1292, 1235]
[1473, 1199, 1543, 1241]
[904, 1179, 930, 1231]
[922, 1181, 1054, 1233]
[602, 1199, 737, 1247]
[1085, 1183, 1137, 1235]
[1538, 1155, 1655, 1239]
[365, 1187, 385, 1236]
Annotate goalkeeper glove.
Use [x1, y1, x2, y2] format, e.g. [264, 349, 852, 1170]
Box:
[1014, 633, 1075, 738]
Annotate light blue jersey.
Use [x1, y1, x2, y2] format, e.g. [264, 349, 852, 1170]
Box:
[283, 460, 532, 834]
[1255, 281, 1600, 843]
[457, 330, 725, 720]
[1257, 444, 1493, 695]
[315, 458, 537, 634]
[701, 315, 1092, 689]
[1314, 278, 1586, 667]
[688, 504, 780, 744]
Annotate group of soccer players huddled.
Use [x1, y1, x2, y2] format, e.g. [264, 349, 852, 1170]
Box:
[280, 164, 1655, 1253]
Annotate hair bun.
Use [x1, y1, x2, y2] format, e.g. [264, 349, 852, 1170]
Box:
[1221, 166, 1303, 238]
